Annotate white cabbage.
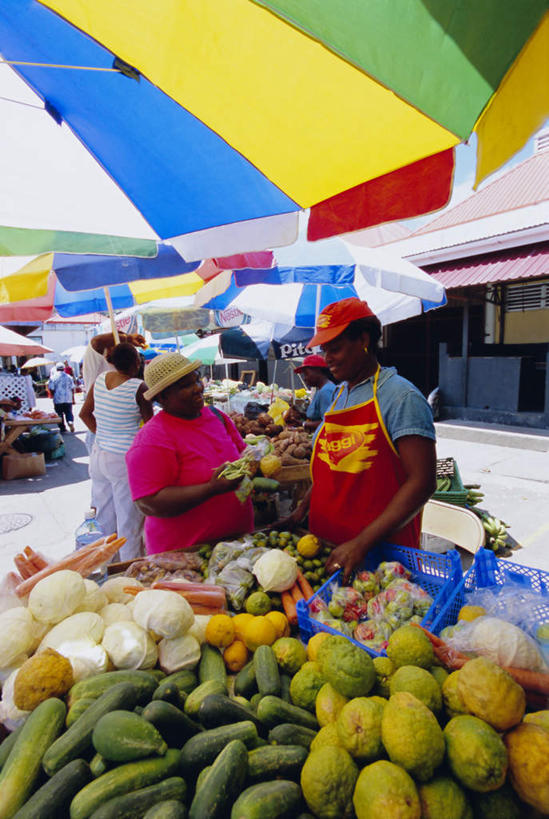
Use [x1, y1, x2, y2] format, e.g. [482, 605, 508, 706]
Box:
[38, 612, 105, 653]
[0, 669, 31, 731]
[253, 549, 298, 592]
[100, 603, 134, 626]
[469, 616, 546, 671]
[102, 621, 157, 670]
[126, 600, 136, 616]
[158, 634, 201, 674]
[0, 607, 35, 667]
[132, 590, 194, 639]
[28, 570, 86, 624]
[188, 615, 211, 645]
[0, 654, 27, 685]
[101, 577, 143, 604]
[73, 579, 108, 613]
[62, 639, 109, 681]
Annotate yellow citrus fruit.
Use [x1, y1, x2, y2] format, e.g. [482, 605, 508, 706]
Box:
[458, 605, 486, 622]
[243, 616, 277, 651]
[223, 639, 249, 672]
[205, 613, 235, 648]
[307, 631, 331, 662]
[245, 591, 272, 616]
[266, 611, 290, 639]
[297, 534, 321, 558]
[232, 612, 254, 642]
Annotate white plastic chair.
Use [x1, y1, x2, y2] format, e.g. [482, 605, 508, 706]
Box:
[421, 499, 485, 556]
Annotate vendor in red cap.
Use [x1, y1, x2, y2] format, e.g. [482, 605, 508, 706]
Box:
[282, 297, 437, 580]
[294, 354, 336, 432]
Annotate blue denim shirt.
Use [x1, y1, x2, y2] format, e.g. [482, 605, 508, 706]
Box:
[306, 380, 336, 421]
[327, 366, 435, 444]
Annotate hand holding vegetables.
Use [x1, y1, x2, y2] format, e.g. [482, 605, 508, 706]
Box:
[208, 463, 247, 496]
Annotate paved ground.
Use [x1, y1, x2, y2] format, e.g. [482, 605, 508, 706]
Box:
[1, 398, 548, 578]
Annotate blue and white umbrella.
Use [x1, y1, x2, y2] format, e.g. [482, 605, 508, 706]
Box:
[219, 321, 315, 361]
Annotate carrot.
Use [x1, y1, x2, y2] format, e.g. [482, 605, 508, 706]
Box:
[296, 569, 315, 601]
[290, 583, 304, 606]
[281, 591, 298, 626]
[14, 554, 34, 579]
[123, 586, 141, 596]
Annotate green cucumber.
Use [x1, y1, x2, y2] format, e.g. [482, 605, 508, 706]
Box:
[279, 674, 292, 703]
[234, 661, 257, 699]
[66, 698, 96, 728]
[250, 693, 263, 711]
[194, 764, 212, 793]
[90, 753, 111, 778]
[69, 748, 182, 819]
[253, 646, 280, 697]
[142, 700, 202, 747]
[198, 645, 227, 689]
[198, 694, 263, 731]
[268, 723, 317, 749]
[0, 697, 66, 818]
[151, 681, 184, 709]
[12, 758, 91, 819]
[252, 477, 279, 492]
[247, 745, 307, 782]
[230, 781, 302, 819]
[44, 682, 140, 776]
[68, 671, 158, 707]
[143, 802, 187, 819]
[92, 711, 167, 762]
[0, 727, 21, 772]
[180, 722, 258, 773]
[86, 776, 186, 819]
[148, 670, 166, 682]
[155, 670, 197, 698]
[189, 739, 248, 819]
[256, 696, 318, 730]
[184, 680, 225, 718]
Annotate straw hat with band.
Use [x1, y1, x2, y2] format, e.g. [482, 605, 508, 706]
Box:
[143, 352, 202, 401]
[308, 297, 377, 347]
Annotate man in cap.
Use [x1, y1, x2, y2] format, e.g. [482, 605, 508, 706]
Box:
[48, 362, 75, 433]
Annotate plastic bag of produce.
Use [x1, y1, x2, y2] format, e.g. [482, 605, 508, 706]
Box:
[328, 585, 369, 622]
[445, 615, 547, 671]
[214, 563, 255, 611]
[375, 561, 411, 589]
[207, 539, 250, 581]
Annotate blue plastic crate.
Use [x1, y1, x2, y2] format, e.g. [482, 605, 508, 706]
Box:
[296, 542, 462, 658]
[430, 548, 549, 635]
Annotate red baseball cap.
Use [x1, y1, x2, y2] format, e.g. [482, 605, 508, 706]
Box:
[294, 354, 328, 373]
[309, 298, 376, 347]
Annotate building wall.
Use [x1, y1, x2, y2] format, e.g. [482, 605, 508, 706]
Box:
[504, 308, 549, 344]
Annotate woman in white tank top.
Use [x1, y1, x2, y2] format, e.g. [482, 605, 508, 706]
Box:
[80, 343, 153, 561]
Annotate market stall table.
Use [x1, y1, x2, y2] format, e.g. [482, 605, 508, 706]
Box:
[0, 416, 61, 457]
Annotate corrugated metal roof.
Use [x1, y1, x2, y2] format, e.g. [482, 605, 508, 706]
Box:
[411, 150, 549, 236]
[425, 242, 549, 288]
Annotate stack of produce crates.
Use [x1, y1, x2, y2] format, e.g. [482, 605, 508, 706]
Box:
[430, 547, 549, 636]
[296, 542, 462, 658]
[432, 457, 468, 506]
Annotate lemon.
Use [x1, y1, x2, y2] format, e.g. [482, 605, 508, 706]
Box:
[265, 610, 290, 639]
[297, 534, 321, 558]
[307, 631, 331, 662]
[246, 591, 272, 616]
[223, 639, 249, 672]
[232, 612, 254, 642]
[457, 605, 486, 622]
[243, 616, 277, 651]
[205, 613, 235, 648]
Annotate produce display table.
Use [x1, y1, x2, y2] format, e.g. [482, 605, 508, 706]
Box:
[276, 463, 311, 507]
[0, 416, 61, 456]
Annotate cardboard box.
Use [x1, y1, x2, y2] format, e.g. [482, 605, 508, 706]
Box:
[2, 451, 46, 480]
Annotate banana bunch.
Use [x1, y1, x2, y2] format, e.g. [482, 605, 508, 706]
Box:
[464, 483, 485, 507]
[480, 513, 510, 552]
[436, 476, 452, 492]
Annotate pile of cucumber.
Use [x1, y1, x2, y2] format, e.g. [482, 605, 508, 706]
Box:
[0, 642, 319, 819]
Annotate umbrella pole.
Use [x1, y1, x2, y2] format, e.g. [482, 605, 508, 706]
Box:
[271, 359, 278, 401]
[176, 336, 181, 352]
[103, 287, 119, 344]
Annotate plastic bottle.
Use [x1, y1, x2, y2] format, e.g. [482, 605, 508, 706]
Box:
[75, 508, 104, 551]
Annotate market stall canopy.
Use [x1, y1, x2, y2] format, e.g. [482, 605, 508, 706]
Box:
[179, 335, 242, 367]
[0, 325, 52, 356]
[0, 1, 546, 258]
[20, 356, 54, 368]
[219, 322, 316, 361]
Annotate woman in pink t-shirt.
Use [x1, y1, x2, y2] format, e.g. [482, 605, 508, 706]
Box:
[126, 353, 253, 553]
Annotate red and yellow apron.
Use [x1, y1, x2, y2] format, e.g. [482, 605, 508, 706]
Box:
[309, 367, 420, 547]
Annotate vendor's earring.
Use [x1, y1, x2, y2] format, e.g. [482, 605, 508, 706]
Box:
[363, 346, 369, 354]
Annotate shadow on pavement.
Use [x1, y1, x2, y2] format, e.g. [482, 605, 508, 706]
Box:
[0, 428, 90, 495]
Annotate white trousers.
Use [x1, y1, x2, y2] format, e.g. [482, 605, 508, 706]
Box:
[89, 444, 144, 562]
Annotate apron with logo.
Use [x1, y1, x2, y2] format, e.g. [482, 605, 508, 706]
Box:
[309, 367, 421, 548]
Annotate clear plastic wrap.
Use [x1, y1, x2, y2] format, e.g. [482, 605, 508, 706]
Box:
[375, 561, 411, 589]
[214, 564, 255, 611]
[443, 615, 547, 672]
